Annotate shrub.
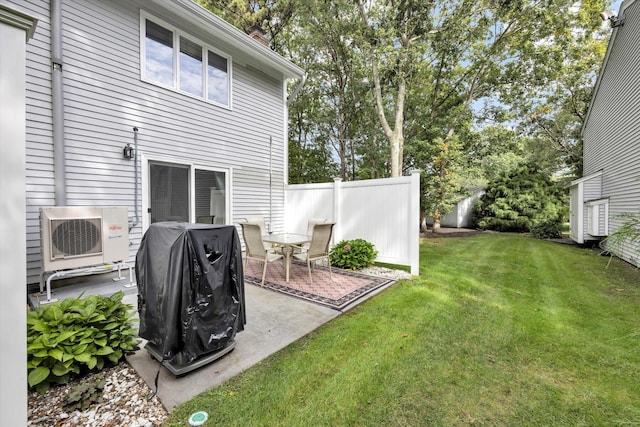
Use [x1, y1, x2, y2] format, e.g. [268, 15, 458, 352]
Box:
[473, 163, 566, 233]
[27, 291, 139, 393]
[329, 239, 378, 270]
[530, 219, 563, 239]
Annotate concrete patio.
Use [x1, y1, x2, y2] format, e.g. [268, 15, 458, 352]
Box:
[32, 261, 399, 411]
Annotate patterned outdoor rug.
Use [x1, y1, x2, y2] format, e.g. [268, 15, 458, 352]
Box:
[243, 259, 395, 311]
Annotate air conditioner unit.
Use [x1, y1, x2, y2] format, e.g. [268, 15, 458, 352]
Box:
[40, 206, 130, 272]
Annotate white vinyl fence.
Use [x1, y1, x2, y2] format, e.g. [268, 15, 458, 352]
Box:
[285, 171, 420, 275]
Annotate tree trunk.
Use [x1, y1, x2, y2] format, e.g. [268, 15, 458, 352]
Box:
[357, 1, 406, 178]
[420, 209, 427, 232]
[432, 217, 441, 233]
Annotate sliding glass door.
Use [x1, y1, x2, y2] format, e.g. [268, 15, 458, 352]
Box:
[194, 169, 226, 224]
[149, 161, 227, 225]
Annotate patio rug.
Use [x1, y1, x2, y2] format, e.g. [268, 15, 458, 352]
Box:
[243, 259, 394, 311]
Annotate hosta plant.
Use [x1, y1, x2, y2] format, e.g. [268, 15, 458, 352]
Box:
[63, 374, 106, 411]
[329, 239, 378, 270]
[27, 291, 139, 393]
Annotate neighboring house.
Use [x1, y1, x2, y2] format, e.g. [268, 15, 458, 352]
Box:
[569, 0, 640, 267]
[7, 0, 304, 285]
[426, 187, 485, 229]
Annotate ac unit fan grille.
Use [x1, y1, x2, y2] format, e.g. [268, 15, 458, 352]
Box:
[50, 218, 102, 258]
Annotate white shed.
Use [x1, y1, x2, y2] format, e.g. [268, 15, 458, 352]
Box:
[427, 187, 485, 229]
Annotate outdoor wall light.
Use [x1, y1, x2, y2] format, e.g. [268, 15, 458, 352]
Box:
[600, 10, 625, 28]
[123, 143, 134, 159]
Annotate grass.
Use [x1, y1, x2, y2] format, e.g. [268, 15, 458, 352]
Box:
[165, 234, 640, 426]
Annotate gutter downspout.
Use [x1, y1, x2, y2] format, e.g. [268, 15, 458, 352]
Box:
[286, 73, 307, 107]
[269, 135, 272, 233]
[51, 0, 66, 205]
[130, 127, 139, 232]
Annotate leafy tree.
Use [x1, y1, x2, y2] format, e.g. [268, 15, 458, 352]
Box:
[282, 0, 381, 182]
[462, 126, 527, 185]
[421, 135, 465, 231]
[355, 0, 436, 178]
[496, 0, 609, 176]
[473, 163, 566, 232]
[201, 0, 611, 224]
[195, 0, 297, 51]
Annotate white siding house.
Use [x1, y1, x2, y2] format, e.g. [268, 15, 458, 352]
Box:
[570, 0, 640, 266]
[6, 0, 304, 285]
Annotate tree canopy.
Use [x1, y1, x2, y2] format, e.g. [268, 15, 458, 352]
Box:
[200, 0, 611, 229]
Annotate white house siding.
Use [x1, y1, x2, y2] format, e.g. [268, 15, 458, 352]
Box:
[16, 0, 293, 284]
[580, 0, 640, 266]
[3, 0, 56, 282]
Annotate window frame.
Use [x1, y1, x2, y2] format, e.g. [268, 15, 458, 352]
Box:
[140, 11, 232, 109]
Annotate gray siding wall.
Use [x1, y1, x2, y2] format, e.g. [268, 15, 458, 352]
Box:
[582, 0, 640, 265]
[15, 0, 289, 284]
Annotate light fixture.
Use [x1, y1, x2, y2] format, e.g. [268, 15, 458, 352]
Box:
[600, 10, 625, 28]
[123, 143, 134, 159]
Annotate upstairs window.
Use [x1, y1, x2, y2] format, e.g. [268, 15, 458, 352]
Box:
[145, 21, 173, 87]
[179, 36, 203, 97]
[141, 14, 231, 108]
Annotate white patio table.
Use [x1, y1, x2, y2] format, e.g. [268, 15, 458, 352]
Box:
[262, 233, 311, 283]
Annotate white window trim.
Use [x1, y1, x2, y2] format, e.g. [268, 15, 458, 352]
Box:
[139, 11, 233, 109]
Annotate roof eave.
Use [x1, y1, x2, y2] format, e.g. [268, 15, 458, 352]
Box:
[582, 0, 637, 136]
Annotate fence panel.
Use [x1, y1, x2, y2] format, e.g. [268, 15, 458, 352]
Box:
[285, 172, 419, 275]
[283, 182, 333, 234]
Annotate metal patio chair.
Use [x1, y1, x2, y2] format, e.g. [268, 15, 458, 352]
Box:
[240, 222, 283, 286]
[294, 217, 327, 253]
[292, 222, 335, 284]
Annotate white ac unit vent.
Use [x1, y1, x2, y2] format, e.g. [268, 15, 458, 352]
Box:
[40, 207, 129, 272]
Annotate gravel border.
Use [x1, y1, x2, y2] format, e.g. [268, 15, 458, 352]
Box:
[28, 362, 168, 427]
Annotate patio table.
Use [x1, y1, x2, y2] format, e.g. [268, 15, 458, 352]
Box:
[262, 233, 311, 283]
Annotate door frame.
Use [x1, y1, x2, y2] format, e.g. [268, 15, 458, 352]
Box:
[141, 152, 232, 232]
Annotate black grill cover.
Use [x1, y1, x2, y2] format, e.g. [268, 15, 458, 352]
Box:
[136, 222, 245, 365]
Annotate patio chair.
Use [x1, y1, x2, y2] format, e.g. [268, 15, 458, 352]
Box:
[295, 217, 327, 252]
[306, 217, 327, 235]
[292, 222, 335, 284]
[241, 215, 277, 249]
[240, 222, 283, 286]
[242, 216, 268, 234]
[196, 215, 215, 224]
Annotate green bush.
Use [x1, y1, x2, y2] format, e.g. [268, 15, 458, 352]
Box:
[530, 219, 563, 239]
[473, 163, 566, 233]
[329, 239, 378, 270]
[27, 291, 139, 393]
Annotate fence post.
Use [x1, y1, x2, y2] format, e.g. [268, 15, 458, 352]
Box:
[409, 170, 420, 275]
[0, 6, 38, 426]
[333, 177, 342, 245]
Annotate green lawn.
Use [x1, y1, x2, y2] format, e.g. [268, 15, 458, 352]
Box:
[165, 234, 640, 426]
